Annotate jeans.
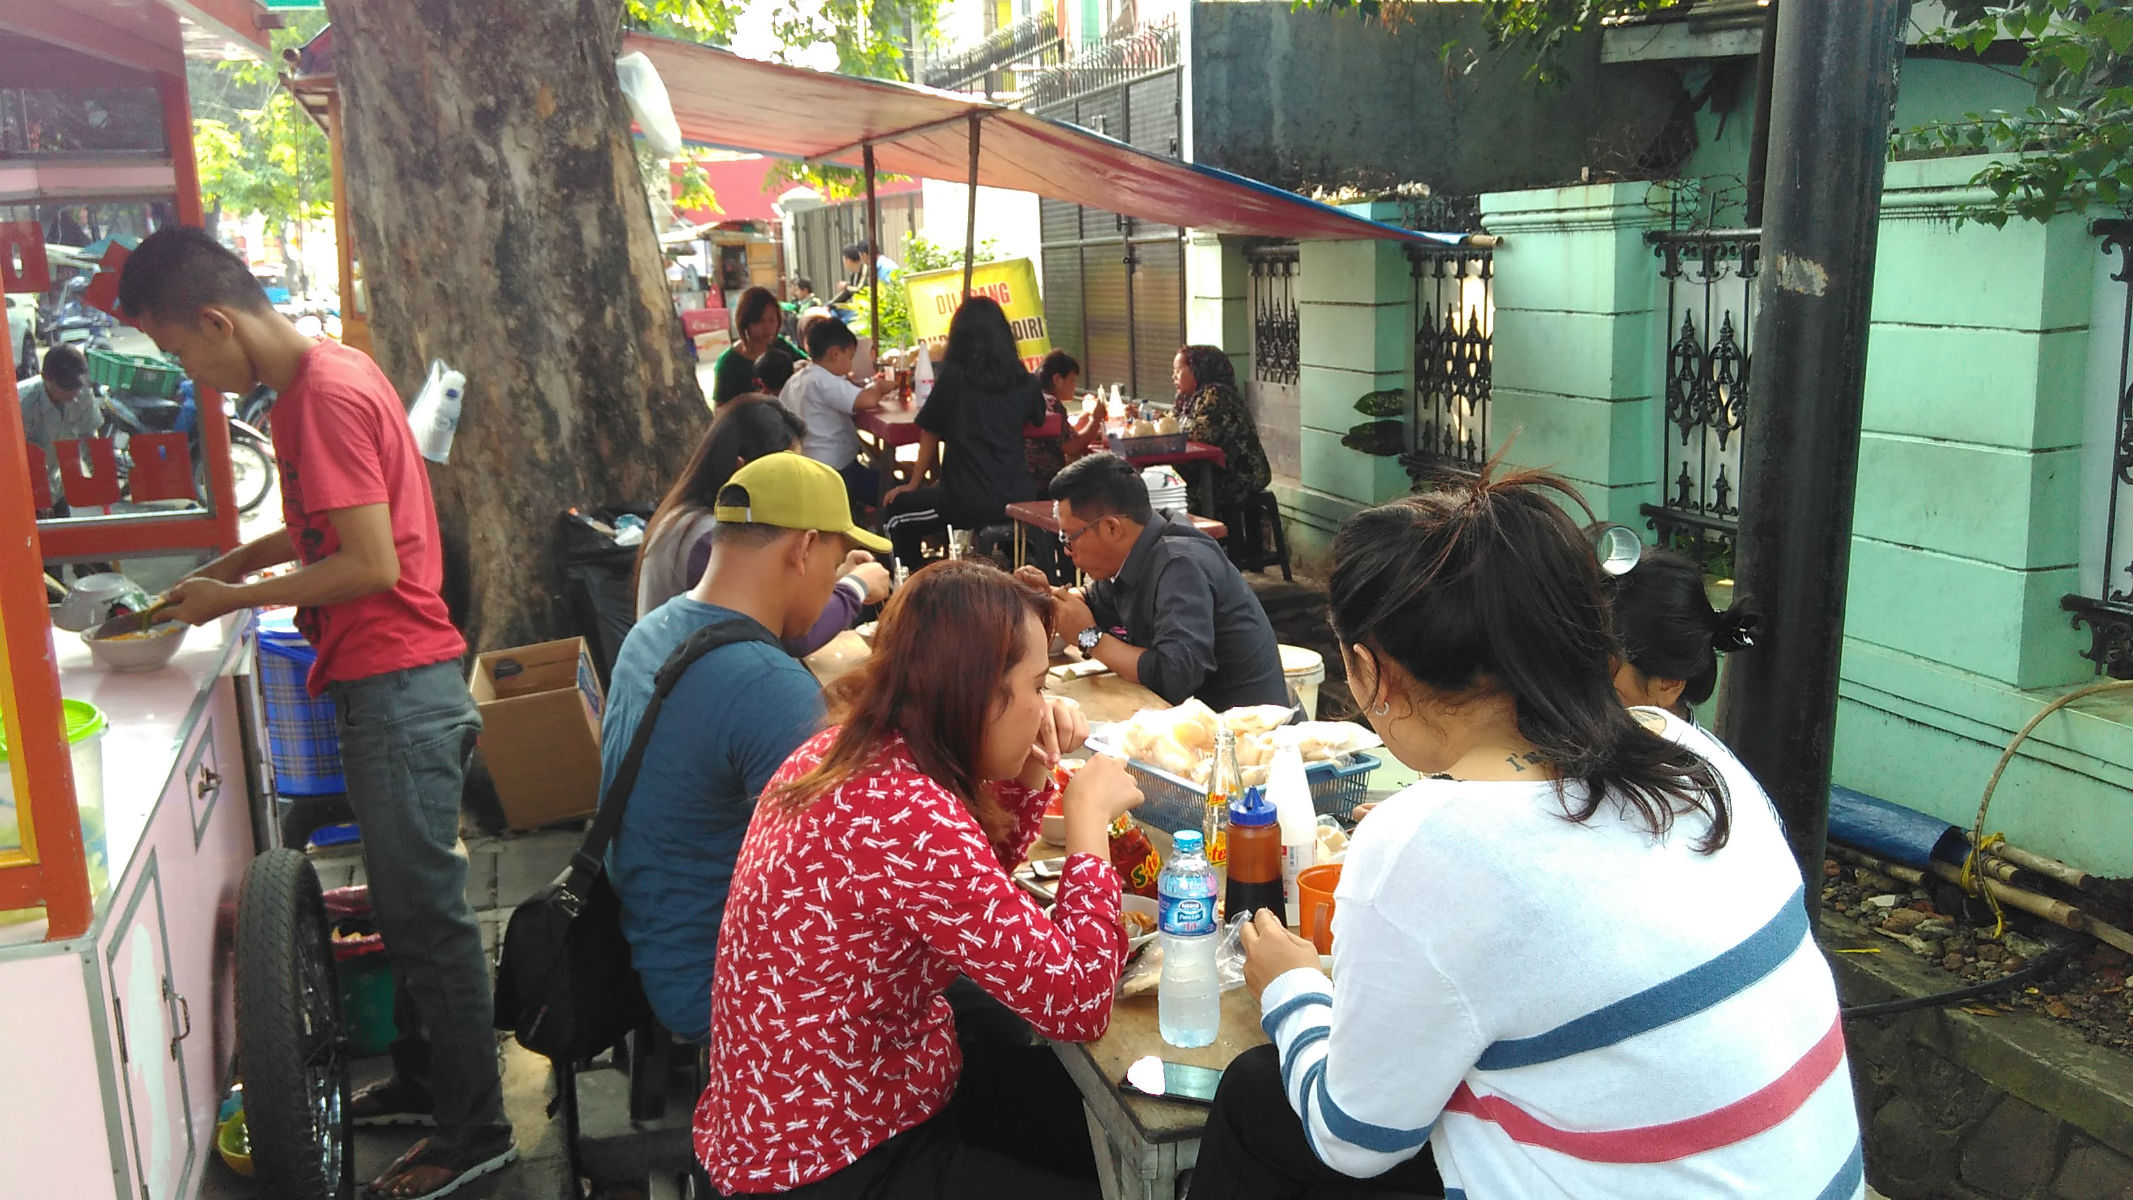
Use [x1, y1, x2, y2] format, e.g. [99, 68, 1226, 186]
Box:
[328, 660, 506, 1137]
[1186, 1044, 1443, 1200]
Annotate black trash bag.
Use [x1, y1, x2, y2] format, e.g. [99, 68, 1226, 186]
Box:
[555, 504, 652, 690]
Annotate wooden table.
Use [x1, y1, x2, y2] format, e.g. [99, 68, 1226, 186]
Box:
[1002, 500, 1227, 581]
[854, 401, 1064, 501]
[1055, 988, 1269, 1200]
[1121, 440, 1226, 515]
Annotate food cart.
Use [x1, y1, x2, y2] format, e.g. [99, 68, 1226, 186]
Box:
[0, 3, 349, 1197]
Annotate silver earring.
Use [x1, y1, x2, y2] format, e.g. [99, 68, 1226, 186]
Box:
[1372, 701, 1389, 716]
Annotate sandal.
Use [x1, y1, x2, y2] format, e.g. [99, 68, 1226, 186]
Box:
[364, 1130, 517, 1200]
[349, 1075, 436, 1127]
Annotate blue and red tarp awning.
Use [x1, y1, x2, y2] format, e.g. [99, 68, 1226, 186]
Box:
[628, 34, 1439, 245]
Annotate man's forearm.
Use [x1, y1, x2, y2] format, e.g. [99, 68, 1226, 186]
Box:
[227, 549, 395, 611]
[197, 530, 298, 583]
[1091, 634, 1147, 686]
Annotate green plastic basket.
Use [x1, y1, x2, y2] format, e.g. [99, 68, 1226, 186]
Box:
[85, 348, 137, 391]
[84, 349, 184, 397]
[128, 357, 183, 397]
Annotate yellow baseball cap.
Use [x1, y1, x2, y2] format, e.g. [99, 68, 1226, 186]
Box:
[713, 452, 892, 553]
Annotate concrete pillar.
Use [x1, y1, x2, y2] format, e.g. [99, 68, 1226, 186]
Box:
[1479, 182, 1666, 526]
[1297, 221, 1414, 508]
[1186, 230, 1248, 383]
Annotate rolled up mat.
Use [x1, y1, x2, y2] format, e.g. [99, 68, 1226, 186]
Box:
[1828, 785, 1969, 869]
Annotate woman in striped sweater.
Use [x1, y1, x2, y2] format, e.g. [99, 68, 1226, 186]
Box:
[1188, 470, 1861, 1200]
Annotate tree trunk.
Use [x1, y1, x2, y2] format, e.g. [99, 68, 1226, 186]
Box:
[325, 0, 706, 651]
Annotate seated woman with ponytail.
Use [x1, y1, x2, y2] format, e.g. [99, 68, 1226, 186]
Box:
[1608, 547, 1760, 723]
[1188, 470, 1860, 1200]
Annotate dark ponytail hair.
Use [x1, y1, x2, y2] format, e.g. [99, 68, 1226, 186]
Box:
[1329, 469, 1731, 853]
[1608, 548, 1759, 708]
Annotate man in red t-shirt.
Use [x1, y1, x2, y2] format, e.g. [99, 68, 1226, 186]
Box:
[121, 228, 514, 1200]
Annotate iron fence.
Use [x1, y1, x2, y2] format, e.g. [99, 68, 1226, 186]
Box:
[2064, 220, 2133, 679]
[1246, 244, 1299, 387]
[921, 11, 1065, 97]
[1641, 227, 1760, 572]
[1024, 16, 1178, 111]
[1402, 241, 1494, 477]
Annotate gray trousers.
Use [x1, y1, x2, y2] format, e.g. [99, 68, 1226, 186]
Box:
[328, 660, 505, 1136]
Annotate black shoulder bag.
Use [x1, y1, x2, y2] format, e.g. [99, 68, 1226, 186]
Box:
[493, 618, 781, 1061]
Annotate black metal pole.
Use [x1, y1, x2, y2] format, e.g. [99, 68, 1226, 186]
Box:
[1743, 0, 1780, 226]
[1713, 0, 1910, 897]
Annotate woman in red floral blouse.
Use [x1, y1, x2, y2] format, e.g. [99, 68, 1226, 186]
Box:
[699, 559, 1145, 1198]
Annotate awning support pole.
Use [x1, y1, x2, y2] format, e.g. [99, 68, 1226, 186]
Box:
[865, 143, 880, 364]
[963, 113, 983, 301]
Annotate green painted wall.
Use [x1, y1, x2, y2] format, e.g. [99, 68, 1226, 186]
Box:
[1457, 155, 2131, 873]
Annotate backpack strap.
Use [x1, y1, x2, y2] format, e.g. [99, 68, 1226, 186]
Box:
[555, 617, 784, 908]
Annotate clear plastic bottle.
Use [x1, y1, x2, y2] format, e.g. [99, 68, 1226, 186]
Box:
[1266, 729, 1318, 926]
[1158, 829, 1222, 1048]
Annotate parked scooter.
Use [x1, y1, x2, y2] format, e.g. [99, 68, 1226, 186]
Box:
[37, 276, 114, 353]
[99, 380, 276, 515]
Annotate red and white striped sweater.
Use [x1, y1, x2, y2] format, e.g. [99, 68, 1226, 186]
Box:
[697, 729, 1124, 1194]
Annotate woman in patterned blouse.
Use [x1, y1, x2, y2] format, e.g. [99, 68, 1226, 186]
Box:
[699, 560, 1145, 1198]
[1173, 344, 1273, 517]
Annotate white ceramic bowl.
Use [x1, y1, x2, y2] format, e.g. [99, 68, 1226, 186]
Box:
[82, 622, 187, 672]
[1122, 895, 1160, 951]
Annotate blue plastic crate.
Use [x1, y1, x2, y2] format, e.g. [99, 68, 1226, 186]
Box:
[258, 611, 346, 796]
[1125, 752, 1380, 837]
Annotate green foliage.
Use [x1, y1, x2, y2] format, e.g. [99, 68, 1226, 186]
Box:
[846, 232, 1003, 349]
[1896, 1, 2133, 226]
[632, 0, 936, 82]
[1292, 0, 1689, 81]
[761, 161, 910, 202]
[187, 15, 334, 281]
[1354, 387, 1406, 418]
[1342, 419, 1406, 456]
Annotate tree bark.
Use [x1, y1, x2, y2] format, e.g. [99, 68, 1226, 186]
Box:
[325, 0, 705, 651]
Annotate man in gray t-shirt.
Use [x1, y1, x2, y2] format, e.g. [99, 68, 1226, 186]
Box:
[17, 346, 101, 515]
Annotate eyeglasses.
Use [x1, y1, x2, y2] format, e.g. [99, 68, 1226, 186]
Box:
[1059, 515, 1108, 551]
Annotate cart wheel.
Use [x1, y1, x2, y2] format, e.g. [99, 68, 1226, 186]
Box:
[237, 848, 354, 1200]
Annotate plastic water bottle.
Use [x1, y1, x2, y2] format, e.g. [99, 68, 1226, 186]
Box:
[1158, 829, 1221, 1048]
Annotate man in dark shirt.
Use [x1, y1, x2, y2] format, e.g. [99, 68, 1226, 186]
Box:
[1020, 452, 1286, 711]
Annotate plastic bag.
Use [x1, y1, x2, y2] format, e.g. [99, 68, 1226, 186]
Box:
[614, 52, 682, 158]
[406, 359, 465, 465]
[1119, 913, 1253, 1000]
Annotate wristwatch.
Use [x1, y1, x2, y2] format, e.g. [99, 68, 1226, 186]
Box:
[1076, 626, 1103, 654]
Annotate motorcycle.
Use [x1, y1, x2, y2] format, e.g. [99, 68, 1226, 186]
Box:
[99, 380, 276, 516]
[37, 276, 115, 353]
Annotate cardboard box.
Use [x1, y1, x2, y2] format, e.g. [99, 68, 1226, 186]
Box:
[469, 637, 606, 830]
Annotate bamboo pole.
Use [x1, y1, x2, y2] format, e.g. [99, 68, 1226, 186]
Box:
[963, 113, 982, 302]
[1980, 838, 2100, 896]
[1922, 859, 2133, 956]
[1832, 843, 2133, 956]
[864, 143, 880, 367]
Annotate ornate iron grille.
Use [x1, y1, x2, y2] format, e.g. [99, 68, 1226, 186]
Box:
[1402, 241, 1494, 477]
[1641, 228, 1760, 572]
[1024, 16, 1178, 111]
[921, 11, 1065, 97]
[2064, 220, 2133, 678]
[1247, 244, 1300, 387]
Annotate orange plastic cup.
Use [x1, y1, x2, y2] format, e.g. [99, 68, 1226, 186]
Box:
[1297, 863, 1342, 953]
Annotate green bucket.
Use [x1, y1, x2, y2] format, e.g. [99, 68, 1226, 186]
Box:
[0, 699, 112, 921]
